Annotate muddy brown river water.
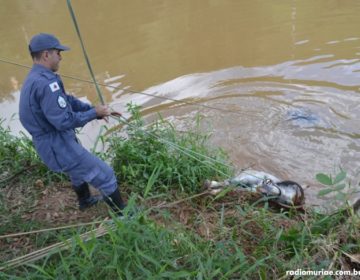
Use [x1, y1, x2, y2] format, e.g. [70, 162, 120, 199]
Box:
[1, 0, 360, 207]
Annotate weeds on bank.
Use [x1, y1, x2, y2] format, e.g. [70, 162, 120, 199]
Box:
[106, 103, 232, 196]
[1, 109, 359, 279]
[0, 119, 68, 264]
[0, 119, 63, 188]
[0, 119, 64, 214]
[3, 197, 358, 279]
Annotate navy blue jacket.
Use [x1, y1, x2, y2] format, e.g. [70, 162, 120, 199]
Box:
[19, 64, 97, 172]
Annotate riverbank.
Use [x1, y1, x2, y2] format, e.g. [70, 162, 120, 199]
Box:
[0, 108, 359, 279]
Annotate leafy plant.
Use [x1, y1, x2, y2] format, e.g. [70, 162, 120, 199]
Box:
[315, 170, 357, 208]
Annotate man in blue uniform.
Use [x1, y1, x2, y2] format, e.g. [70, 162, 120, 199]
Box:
[19, 33, 126, 215]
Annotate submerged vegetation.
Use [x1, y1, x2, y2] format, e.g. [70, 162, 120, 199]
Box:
[0, 108, 359, 279]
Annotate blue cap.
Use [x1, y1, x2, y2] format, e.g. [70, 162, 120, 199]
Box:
[29, 33, 70, 52]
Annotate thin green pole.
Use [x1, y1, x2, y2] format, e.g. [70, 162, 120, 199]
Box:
[66, 0, 105, 105]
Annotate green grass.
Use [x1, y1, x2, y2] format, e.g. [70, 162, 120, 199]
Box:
[0, 120, 70, 268]
[106, 103, 232, 195]
[0, 109, 359, 279]
[0, 119, 64, 188]
[2, 202, 358, 279]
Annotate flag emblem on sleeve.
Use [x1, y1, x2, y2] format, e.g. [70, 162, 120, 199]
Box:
[49, 82, 60, 92]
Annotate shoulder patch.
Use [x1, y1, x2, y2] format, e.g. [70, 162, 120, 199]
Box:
[57, 96, 67, 108]
[49, 82, 60, 92]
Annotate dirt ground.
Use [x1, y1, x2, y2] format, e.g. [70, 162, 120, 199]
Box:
[0, 181, 110, 263]
[0, 182, 313, 265]
[3, 181, 108, 225]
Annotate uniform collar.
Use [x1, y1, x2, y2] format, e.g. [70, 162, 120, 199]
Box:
[31, 63, 57, 80]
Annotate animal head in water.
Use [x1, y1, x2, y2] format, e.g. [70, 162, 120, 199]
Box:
[258, 179, 305, 206]
[277, 180, 305, 206]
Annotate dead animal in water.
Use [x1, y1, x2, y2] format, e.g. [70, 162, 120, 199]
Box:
[204, 170, 305, 208]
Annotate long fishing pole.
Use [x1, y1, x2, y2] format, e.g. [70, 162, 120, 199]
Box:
[65, 0, 273, 185]
[65, 0, 230, 171]
[66, 0, 105, 105]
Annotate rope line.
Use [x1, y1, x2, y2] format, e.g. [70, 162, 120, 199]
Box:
[116, 116, 231, 177]
[0, 3, 292, 272]
[66, 0, 273, 190]
[0, 64, 273, 183]
[0, 58, 250, 116]
[0, 54, 265, 186]
[0, 66, 275, 182]
[114, 115, 276, 188]
[2, 0, 278, 190]
[65, 0, 241, 181]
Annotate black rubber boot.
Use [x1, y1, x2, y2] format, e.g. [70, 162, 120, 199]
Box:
[104, 188, 126, 216]
[72, 182, 103, 211]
